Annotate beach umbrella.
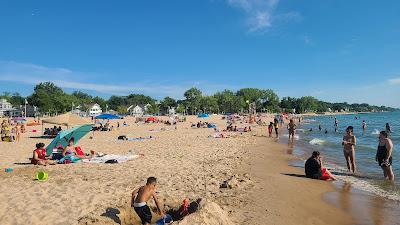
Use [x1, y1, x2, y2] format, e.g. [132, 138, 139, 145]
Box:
[45, 124, 93, 155]
[146, 117, 157, 122]
[95, 113, 121, 120]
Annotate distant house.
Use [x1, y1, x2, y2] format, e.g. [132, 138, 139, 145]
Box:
[127, 104, 151, 116]
[168, 107, 176, 115]
[0, 99, 13, 117]
[88, 103, 102, 116]
[4, 105, 39, 117]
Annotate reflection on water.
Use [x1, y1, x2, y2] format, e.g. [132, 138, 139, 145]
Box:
[325, 181, 400, 225]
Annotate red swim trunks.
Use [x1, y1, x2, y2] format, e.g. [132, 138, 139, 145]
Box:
[320, 168, 330, 180]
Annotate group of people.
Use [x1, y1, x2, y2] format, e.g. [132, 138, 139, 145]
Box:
[304, 120, 395, 182]
[225, 124, 251, 132]
[31, 137, 94, 166]
[1, 119, 24, 142]
[44, 126, 62, 136]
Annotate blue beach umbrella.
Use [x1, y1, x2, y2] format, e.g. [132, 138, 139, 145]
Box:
[95, 113, 121, 120]
[45, 124, 93, 155]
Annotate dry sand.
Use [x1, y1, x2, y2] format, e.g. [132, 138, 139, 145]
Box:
[0, 114, 353, 225]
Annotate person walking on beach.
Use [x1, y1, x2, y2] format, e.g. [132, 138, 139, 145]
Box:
[305, 151, 336, 181]
[273, 118, 279, 138]
[131, 177, 164, 225]
[342, 126, 357, 173]
[287, 119, 296, 142]
[268, 122, 273, 137]
[376, 131, 394, 181]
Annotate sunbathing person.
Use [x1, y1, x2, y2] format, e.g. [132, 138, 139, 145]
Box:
[31, 143, 56, 165]
[61, 138, 94, 163]
[131, 177, 164, 225]
[305, 151, 336, 181]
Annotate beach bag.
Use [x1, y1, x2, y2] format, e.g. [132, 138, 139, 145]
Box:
[118, 135, 127, 140]
[75, 146, 85, 156]
[105, 159, 118, 164]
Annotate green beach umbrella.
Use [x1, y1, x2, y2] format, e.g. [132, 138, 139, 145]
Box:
[45, 124, 93, 155]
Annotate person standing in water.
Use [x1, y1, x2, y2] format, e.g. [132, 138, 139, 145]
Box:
[376, 131, 394, 181]
[273, 118, 279, 138]
[318, 124, 322, 131]
[362, 120, 367, 131]
[287, 119, 297, 142]
[334, 117, 338, 127]
[342, 126, 357, 173]
[386, 123, 392, 134]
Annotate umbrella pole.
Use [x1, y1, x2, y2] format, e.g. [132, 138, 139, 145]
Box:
[42, 122, 44, 135]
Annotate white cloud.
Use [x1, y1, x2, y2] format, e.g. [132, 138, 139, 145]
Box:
[226, 0, 300, 32]
[0, 61, 240, 99]
[388, 77, 400, 85]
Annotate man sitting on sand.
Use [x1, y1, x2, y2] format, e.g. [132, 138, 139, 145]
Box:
[31, 143, 56, 165]
[305, 151, 336, 181]
[131, 177, 164, 225]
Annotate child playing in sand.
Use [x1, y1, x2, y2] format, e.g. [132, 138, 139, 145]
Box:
[32, 143, 56, 165]
[268, 122, 273, 137]
[131, 177, 164, 225]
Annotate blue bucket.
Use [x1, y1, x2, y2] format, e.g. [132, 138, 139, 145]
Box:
[156, 214, 173, 225]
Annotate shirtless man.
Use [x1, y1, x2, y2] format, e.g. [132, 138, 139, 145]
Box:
[287, 119, 297, 142]
[342, 126, 357, 173]
[131, 177, 164, 225]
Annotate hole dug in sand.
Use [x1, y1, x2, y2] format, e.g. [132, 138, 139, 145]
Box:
[79, 200, 234, 225]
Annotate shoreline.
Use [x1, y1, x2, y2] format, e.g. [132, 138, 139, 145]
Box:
[237, 137, 353, 225]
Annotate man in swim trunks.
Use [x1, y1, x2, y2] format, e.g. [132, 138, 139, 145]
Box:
[287, 119, 297, 142]
[342, 126, 357, 173]
[131, 177, 164, 225]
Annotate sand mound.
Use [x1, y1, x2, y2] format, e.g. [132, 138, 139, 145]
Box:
[176, 201, 235, 225]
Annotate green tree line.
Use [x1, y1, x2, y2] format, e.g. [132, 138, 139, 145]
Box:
[0, 82, 397, 115]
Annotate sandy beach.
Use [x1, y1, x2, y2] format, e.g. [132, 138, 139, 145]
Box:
[0, 114, 358, 225]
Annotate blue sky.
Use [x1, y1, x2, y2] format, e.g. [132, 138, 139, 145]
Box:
[0, 0, 399, 107]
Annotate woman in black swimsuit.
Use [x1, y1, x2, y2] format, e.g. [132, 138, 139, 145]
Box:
[376, 131, 394, 181]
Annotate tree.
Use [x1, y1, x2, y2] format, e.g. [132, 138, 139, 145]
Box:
[147, 103, 160, 115]
[199, 96, 219, 113]
[260, 89, 280, 112]
[160, 97, 177, 114]
[27, 82, 67, 113]
[184, 87, 202, 114]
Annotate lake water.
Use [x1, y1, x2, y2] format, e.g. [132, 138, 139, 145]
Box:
[287, 111, 400, 201]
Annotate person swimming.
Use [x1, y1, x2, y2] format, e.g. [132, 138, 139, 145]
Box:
[342, 126, 357, 173]
[131, 177, 164, 225]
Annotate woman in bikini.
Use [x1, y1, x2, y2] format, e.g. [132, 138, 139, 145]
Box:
[61, 138, 94, 163]
[342, 126, 357, 173]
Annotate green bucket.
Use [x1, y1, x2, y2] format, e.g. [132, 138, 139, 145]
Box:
[36, 171, 48, 181]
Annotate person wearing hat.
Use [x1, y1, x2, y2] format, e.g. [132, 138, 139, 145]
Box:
[31, 143, 56, 165]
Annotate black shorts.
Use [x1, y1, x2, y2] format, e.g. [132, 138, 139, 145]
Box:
[134, 205, 152, 224]
[275, 128, 278, 134]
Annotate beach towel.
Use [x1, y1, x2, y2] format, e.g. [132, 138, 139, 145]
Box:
[126, 136, 154, 141]
[82, 154, 138, 163]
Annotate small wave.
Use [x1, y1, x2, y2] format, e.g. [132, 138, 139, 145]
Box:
[371, 129, 380, 135]
[303, 119, 316, 123]
[283, 134, 300, 140]
[309, 138, 326, 145]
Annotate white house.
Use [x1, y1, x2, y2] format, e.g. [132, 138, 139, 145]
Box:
[0, 99, 13, 117]
[88, 103, 102, 116]
[127, 104, 151, 116]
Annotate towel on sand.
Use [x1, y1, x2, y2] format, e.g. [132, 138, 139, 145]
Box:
[82, 154, 138, 163]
